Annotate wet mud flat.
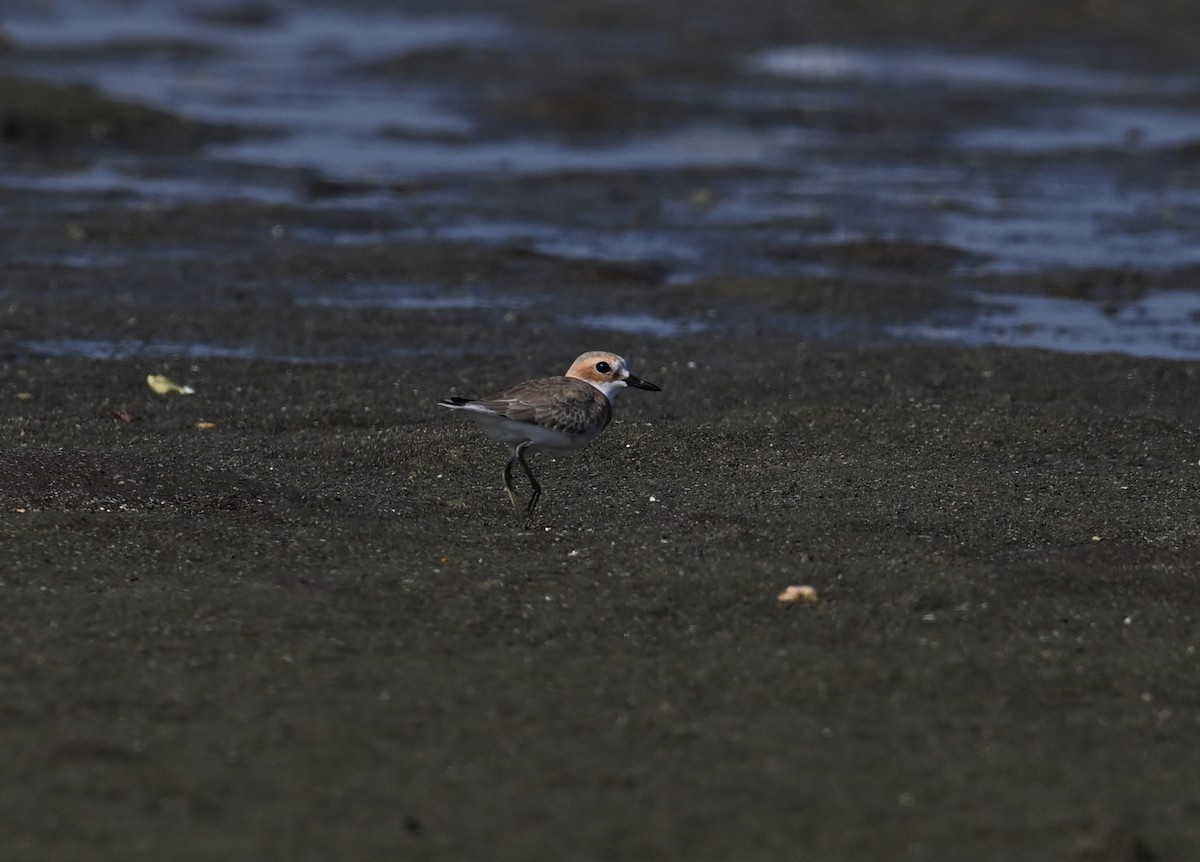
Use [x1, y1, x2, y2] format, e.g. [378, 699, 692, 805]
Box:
[2, 323, 1200, 861]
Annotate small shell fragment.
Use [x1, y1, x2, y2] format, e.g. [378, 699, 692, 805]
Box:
[195, 421, 217, 430]
[147, 373, 195, 395]
[778, 584, 819, 604]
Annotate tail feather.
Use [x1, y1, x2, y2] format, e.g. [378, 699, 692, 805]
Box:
[438, 397, 476, 408]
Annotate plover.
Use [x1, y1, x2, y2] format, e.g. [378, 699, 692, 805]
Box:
[439, 351, 661, 521]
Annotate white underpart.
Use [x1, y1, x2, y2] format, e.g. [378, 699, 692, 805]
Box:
[455, 403, 598, 453]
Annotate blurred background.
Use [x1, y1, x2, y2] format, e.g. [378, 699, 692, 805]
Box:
[4, 0, 1200, 360]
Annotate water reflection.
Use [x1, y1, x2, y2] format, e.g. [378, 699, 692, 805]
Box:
[894, 291, 1200, 360]
[4, 1, 1200, 359]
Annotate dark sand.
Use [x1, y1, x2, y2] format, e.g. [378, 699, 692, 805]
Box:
[3, 313, 1199, 861]
[3, 2, 1200, 859]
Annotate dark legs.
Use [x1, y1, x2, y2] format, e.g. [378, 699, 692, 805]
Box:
[502, 445, 522, 514]
[503, 441, 542, 521]
[517, 443, 542, 518]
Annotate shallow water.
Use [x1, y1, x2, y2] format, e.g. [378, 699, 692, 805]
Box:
[4, 0, 1200, 359]
[898, 290, 1200, 360]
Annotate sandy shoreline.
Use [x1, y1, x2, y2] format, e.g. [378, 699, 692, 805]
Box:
[2, 334, 1198, 859]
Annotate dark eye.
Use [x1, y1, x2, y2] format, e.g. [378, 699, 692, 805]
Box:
[595, 361, 611, 374]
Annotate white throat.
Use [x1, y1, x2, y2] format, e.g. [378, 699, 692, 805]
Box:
[584, 378, 627, 401]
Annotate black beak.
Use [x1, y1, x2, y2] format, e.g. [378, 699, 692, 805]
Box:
[624, 374, 661, 392]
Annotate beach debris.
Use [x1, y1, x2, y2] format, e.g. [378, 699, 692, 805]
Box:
[109, 407, 139, 424]
[195, 421, 217, 430]
[778, 584, 819, 604]
[689, 186, 716, 210]
[146, 373, 195, 395]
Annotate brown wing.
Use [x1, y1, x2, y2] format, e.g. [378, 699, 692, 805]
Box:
[475, 376, 612, 437]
